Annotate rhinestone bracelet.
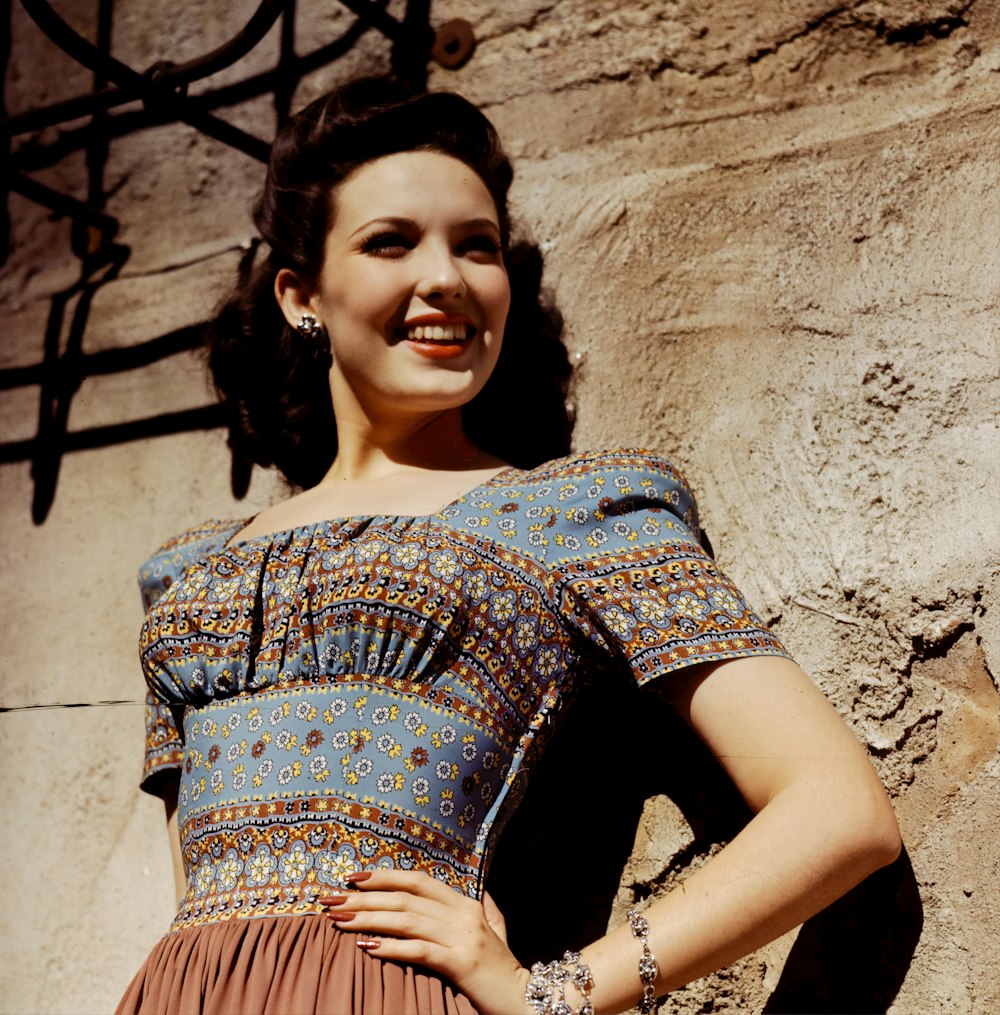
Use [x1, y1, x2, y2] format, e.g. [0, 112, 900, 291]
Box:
[524, 949, 595, 1015]
[626, 908, 658, 1014]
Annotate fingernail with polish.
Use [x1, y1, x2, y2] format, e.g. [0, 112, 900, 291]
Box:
[345, 872, 372, 884]
[356, 938, 380, 951]
[325, 910, 356, 922]
[318, 893, 348, 907]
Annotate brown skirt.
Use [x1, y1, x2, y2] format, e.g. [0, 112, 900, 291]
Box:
[116, 914, 477, 1015]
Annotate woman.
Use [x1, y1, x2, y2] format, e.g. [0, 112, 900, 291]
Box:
[119, 79, 900, 1015]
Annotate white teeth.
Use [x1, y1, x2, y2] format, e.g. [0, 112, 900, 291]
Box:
[406, 323, 468, 342]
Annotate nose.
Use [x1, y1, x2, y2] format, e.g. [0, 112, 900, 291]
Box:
[415, 242, 466, 301]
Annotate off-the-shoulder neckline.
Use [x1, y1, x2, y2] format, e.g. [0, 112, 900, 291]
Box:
[221, 463, 525, 550]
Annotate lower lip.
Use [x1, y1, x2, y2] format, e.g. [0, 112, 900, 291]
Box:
[405, 339, 472, 360]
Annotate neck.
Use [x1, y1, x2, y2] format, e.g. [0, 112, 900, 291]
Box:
[323, 409, 497, 484]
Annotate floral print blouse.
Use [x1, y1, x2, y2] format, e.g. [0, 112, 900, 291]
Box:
[138, 449, 789, 933]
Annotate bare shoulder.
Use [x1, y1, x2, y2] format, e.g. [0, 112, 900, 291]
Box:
[229, 462, 513, 542]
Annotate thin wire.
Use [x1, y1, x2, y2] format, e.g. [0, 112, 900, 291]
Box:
[0, 700, 141, 713]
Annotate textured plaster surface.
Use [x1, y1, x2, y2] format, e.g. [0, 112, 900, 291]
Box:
[1, 1, 997, 1013]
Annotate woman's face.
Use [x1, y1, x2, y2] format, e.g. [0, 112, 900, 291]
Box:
[302, 150, 510, 428]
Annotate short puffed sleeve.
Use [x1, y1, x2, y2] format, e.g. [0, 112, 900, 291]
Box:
[543, 451, 791, 686]
[141, 691, 183, 796]
[136, 518, 244, 795]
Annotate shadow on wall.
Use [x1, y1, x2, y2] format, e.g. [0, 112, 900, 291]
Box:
[489, 672, 922, 1013]
[2, 0, 455, 523]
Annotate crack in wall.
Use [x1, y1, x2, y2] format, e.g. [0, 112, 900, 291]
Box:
[748, 0, 976, 67]
[748, 1, 863, 64]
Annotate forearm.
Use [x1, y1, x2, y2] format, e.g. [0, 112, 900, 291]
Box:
[578, 767, 900, 1013]
[165, 801, 186, 904]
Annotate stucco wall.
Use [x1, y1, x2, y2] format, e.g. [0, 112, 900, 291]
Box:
[1, 2, 997, 1013]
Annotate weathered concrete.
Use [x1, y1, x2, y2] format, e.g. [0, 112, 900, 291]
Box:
[2, 1, 997, 1012]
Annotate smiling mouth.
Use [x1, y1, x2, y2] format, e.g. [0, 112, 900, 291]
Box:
[405, 323, 470, 342]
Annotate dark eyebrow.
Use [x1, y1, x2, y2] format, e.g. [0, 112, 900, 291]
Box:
[348, 216, 501, 240]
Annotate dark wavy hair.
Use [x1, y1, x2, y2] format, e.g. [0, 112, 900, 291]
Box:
[206, 78, 572, 490]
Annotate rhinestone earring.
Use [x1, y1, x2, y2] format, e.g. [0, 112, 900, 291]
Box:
[296, 313, 324, 339]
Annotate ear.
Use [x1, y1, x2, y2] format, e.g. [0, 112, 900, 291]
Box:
[275, 268, 321, 330]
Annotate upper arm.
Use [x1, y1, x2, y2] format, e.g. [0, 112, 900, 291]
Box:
[663, 655, 890, 816]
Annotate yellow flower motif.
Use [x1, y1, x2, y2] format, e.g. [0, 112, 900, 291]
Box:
[345, 772, 359, 785]
[462, 733, 475, 744]
[261, 731, 272, 744]
[252, 774, 263, 788]
[388, 743, 402, 759]
[292, 761, 303, 777]
[393, 773, 405, 791]
[282, 701, 291, 717]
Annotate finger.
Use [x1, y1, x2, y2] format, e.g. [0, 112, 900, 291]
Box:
[347, 868, 475, 905]
[324, 904, 479, 954]
[325, 908, 436, 939]
[351, 934, 445, 970]
[319, 888, 459, 932]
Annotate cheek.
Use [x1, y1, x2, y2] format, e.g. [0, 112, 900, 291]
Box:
[485, 272, 512, 326]
[324, 275, 394, 332]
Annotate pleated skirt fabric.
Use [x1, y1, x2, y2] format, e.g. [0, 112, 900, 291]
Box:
[116, 915, 476, 1015]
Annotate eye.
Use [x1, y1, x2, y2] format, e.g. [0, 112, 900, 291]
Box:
[458, 233, 502, 260]
[360, 231, 413, 256]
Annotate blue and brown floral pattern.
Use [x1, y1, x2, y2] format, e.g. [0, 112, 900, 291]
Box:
[139, 450, 790, 933]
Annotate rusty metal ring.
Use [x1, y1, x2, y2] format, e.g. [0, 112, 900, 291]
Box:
[432, 19, 476, 70]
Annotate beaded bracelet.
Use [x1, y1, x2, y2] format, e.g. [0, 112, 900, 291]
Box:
[626, 908, 658, 1014]
[524, 949, 595, 1015]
